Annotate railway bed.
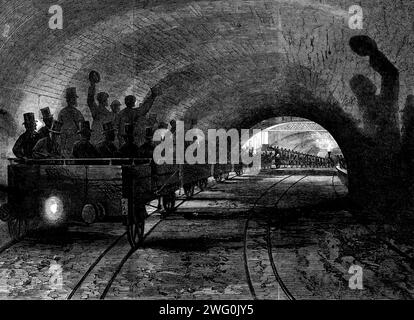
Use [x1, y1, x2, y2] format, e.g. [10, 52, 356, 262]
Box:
[0, 171, 413, 300]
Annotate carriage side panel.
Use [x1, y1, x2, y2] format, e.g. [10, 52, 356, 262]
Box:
[8, 164, 41, 219]
[86, 166, 123, 217]
[37, 165, 87, 220]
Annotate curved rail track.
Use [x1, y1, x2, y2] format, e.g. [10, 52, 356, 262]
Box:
[243, 173, 351, 300]
[67, 174, 238, 300]
[244, 172, 414, 300]
[243, 175, 309, 300]
[2, 170, 413, 299]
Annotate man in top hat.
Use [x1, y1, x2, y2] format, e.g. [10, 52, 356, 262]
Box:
[12, 112, 40, 159]
[33, 120, 63, 159]
[87, 71, 113, 145]
[38, 107, 54, 139]
[118, 123, 140, 158]
[58, 87, 85, 157]
[138, 127, 155, 159]
[115, 86, 162, 147]
[72, 121, 100, 159]
[96, 121, 119, 158]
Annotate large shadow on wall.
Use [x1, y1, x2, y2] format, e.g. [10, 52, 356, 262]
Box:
[234, 80, 403, 213]
[180, 60, 402, 212]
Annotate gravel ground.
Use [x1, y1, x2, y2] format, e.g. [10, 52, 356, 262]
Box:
[0, 172, 413, 300]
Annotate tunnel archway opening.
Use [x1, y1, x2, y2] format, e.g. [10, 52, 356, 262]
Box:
[240, 116, 348, 194]
[245, 116, 345, 159]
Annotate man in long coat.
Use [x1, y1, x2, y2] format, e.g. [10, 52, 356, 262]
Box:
[58, 87, 85, 157]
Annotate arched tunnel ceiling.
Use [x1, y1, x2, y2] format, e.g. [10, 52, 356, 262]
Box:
[0, 0, 413, 135]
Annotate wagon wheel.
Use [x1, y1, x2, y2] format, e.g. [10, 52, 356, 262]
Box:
[202, 179, 208, 189]
[198, 179, 208, 191]
[183, 184, 195, 198]
[162, 193, 176, 217]
[213, 173, 220, 182]
[8, 218, 28, 240]
[0, 204, 11, 222]
[215, 173, 225, 183]
[126, 205, 146, 249]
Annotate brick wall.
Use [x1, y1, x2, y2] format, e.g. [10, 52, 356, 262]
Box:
[0, 0, 412, 195]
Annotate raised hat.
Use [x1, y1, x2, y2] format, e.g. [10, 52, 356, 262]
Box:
[65, 87, 79, 99]
[22, 112, 37, 125]
[40, 107, 53, 120]
[77, 121, 93, 134]
[102, 121, 115, 133]
[49, 120, 63, 134]
[89, 70, 101, 83]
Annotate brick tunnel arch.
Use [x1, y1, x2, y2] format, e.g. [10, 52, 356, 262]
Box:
[148, 57, 374, 202]
[0, 0, 413, 208]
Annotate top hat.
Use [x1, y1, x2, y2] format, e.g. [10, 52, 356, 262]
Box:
[122, 123, 134, 137]
[65, 87, 79, 99]
[77, 121, 93, 134]
[49, 120, 63, 134]
[40, 107, 53, 120]
[102, 121, 115, 133]
[158, 122, 168, 130]
[23, 112, 37, 125]
[145, 127, 153, 139]
[89, 70, 101, 83]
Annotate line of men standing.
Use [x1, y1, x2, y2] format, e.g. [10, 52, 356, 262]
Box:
[12, 71, 163, 160]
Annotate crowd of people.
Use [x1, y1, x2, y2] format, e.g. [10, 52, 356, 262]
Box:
[260, 146, 339, 169]
[12, 72, 168, 160]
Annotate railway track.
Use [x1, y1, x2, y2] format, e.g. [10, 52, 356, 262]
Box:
[243, 174, 295, 299]
[330, 171, 414, 268]
[3, 170, 411, 299]
[243, 174, 352, 300]
[265, 175, 308, 300]
[0, 239, 19, 255]
[67, 175, 237, 300]
[244, 173, 414, 300]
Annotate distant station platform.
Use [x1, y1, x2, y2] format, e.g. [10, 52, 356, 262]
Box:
[260, 167, 337, 176]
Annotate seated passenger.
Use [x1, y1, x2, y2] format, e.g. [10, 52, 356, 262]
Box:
[12, 112, 40, 159]
[138, 128, 155, 159]
[38, 107, 54, 139]
[33, 120, 63, 159]
[96, 121, 119, 158]
[72, 121, 100, 158]
[119, 123, 140, 158]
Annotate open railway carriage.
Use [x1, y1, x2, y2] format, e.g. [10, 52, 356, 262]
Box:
[0, 158, 180, 248]
[180, 164, 211, 197]
[213, 163, 233, 182]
